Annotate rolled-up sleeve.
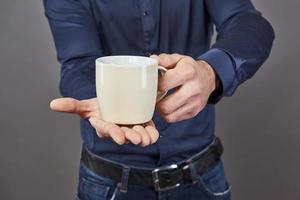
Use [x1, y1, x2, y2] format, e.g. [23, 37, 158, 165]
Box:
[43, 0, 103, 100]
[198, 0, 275, 103]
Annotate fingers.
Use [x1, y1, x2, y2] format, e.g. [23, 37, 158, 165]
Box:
[51, 98, 159, 146]
[163, 95, 202, 123]
[50, 98, 78, 112]
[121, 127, 142, 145]
[50, 98, 96, 118]
[89, 116, 159, 146]
[151, 53, 185, 69]
[108, 125, 127, 145]
[145, 125, 159, 144]
[152, 54, 197, 95]
[157, 83, 198, 115]
[122, 121, 159, 146]
[158, 59, 197, 92]
[89, 117, 126, 145]
[132, 126, 150, 146]
[136, 121, 159, 145]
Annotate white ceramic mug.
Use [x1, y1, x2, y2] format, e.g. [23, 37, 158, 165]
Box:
[96, 56, 167, 125]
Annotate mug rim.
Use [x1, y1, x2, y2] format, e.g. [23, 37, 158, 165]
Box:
[96, 55, 158, 67]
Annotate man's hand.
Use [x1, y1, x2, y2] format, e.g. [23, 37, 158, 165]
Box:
[50, 98, 159, 146]
[152, 54, 217, 123]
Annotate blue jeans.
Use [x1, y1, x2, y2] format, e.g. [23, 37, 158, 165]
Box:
[76, 160, 231, 200]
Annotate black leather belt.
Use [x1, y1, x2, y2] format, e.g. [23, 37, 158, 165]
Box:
[81, 137, 223, 192]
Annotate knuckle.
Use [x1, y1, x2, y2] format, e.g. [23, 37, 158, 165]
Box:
[188, 66, 197, 77]
[183, 56, 194, 63]
[183, 65, 197, 80]
[188, 56, 196, 63]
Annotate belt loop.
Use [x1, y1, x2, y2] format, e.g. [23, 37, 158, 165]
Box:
[119, 166, 131, 193]
[110, 166, 130, 200]
[187, 162, 198, 184]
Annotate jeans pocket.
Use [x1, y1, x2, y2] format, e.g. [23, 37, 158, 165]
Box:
[196, 161, 231, 199]
[78, 163, 117, 200]
[80, 177, 112, 199]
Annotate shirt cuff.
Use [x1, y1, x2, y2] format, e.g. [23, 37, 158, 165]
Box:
[197, 48, 236, 104]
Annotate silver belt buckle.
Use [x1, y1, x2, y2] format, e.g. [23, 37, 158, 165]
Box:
[152, 164, 181, 192]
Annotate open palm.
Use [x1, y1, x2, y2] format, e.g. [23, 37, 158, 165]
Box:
[50, 98, 159, 146]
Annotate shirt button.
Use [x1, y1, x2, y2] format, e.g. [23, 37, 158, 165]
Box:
[143, 11, 150, 16]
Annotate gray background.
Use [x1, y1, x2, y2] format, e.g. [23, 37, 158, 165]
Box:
[0, 0, 299, 199]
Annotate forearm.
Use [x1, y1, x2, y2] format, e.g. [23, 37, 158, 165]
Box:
[44, 0, 103, 100]
[59, 56, 98, 100]
[199, 11, 275, 102]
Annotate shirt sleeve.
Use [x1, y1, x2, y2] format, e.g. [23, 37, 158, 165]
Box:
[198, 0, 275, 103]
[43, 0, 103, 100]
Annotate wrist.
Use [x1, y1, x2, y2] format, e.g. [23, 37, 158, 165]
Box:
[197, 60, 218, 93]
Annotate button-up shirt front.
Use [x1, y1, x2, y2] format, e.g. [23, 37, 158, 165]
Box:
[44, 0, 274, 167]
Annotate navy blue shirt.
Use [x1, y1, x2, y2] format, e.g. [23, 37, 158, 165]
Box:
[44, 0, 274, 167]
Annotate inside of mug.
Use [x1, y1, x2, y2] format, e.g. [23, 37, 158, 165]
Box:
[97, 56, 157, 67]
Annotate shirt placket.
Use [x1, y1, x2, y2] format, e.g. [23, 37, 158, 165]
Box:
[139, 0, 156, 56]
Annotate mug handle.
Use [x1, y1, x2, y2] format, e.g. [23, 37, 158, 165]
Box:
[156, 66, 168, 102]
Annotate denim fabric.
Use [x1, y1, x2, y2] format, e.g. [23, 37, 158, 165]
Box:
[76, 161, 231, 200]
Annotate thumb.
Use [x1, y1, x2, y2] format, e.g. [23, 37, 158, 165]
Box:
[50, 98, 90, 115]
